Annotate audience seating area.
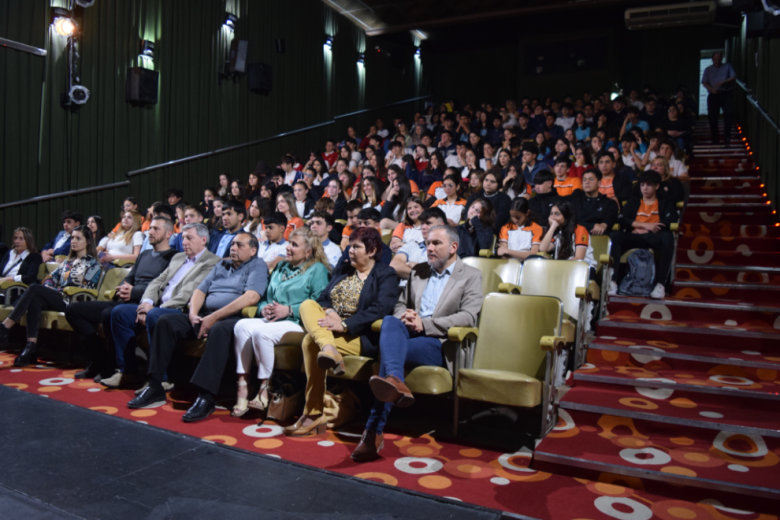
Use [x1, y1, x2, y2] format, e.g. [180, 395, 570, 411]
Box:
[1, 100, 778, 519]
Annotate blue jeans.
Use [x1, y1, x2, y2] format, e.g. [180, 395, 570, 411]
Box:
[110, 304, 180, 374]
[365, 316, 443, 434]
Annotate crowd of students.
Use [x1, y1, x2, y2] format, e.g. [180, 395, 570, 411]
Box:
[0, 87, 692, 460]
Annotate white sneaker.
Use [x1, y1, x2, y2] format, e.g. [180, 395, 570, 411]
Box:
[608, 281, 618, 296]
[650, 283, 665, 299]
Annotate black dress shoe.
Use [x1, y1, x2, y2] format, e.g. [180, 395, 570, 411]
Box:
[13, 343, 37, 367]
[75, 364, 101, 380]
[182, 397, 215, 423]
[127, 385, 167, 409]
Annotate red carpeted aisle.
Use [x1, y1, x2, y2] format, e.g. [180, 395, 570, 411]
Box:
[535, 121, 780, 513]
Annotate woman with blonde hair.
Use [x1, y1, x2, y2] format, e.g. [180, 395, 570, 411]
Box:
[97, 210, 144, 265]
[231, 227, 331, 416]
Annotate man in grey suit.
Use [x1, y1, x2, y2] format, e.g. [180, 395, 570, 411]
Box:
[352, 225, 483, 462]
[101, 223, 220, 389]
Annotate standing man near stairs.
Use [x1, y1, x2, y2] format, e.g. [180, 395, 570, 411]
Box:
[701, 51, 736, 147]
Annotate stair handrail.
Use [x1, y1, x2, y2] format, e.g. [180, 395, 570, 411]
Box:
[736, 79, 780, 136]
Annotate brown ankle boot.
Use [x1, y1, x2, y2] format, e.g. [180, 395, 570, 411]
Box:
[351, 430, 384, 462]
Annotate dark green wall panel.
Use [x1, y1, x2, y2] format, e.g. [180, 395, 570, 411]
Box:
[0, 0, 425, 243]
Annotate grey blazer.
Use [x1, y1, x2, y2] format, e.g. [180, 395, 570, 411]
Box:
[141, 250, 221, 309]
[395, 257, 483, 369]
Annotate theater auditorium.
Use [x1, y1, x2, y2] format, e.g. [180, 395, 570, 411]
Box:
[0, 0, 779, 518]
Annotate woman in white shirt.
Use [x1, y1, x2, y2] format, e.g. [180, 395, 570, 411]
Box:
[97, 211, 143, 265]
[0, 228, 42, 286]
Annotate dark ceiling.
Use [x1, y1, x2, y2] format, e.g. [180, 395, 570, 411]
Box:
[322, 0, 737, 36]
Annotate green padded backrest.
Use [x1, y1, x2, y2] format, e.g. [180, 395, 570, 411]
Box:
[589, 235, 611, 263]
[519, 259, 589, 319]
[462, 257, 521, 296]
[37, 264, 48, 281]
[98, 268, 131, 301]
[472, 294, 563, 380]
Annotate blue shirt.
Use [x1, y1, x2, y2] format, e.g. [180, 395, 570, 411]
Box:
[702, 62, 736, 93]
[419, 266, 452, 318]
[212, 229, 239, 258]
[626, 120, 649, 133]
[139, 234, 153, 253]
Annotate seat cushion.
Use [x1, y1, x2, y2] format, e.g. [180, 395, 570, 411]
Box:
[457, 368, 541, 408]
[331, 355, 377, 381]
[405, 366, 452, 395]
[274, 343, 304, 371]
[38, 311, 73, 332]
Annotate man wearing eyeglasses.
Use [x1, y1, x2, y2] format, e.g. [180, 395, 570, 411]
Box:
[702, 51, 736, 146]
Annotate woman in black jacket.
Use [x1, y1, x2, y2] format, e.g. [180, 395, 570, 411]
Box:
[0, 227, 43, 288]
[457, 198, 496, 258]
[465, 170, 511, 234]
[288, 227, 398, 437]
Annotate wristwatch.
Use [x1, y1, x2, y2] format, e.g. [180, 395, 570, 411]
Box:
[341, 320, 349, 333]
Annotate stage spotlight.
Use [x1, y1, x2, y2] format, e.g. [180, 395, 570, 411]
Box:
[52, 8, 77, 37]
[357, 52, 365, 65]
[140, 40, 155, 60]
[415, 47, 421, 57]
[68, 85, 90, 105]
[224, 13, 237, 31]
[324, 36, 333, 49]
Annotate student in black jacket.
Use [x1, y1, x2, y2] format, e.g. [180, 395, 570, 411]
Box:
[465, 171, 511, 234]
[457, 197, 496, 258]
[0, 228, 43, 287]
[564, 168, 619, 236]
[528, 170, 561, 227]
[288, 226, 398, 437]
[63, 216, 178, 380]
[631, 156, 685, 206]
[595, 151, 633, 207]
[609, 171, 678, 299]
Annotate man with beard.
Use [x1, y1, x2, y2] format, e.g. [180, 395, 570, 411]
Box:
[350, 225, 483, 462]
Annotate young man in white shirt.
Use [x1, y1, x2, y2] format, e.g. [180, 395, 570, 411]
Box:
[281, 155, 303, 186]
[555, 103, 575, 131]
[384, 141, 404, 169]
[257, 212, 288, 270]
[308, 211, 341, 268]
[376, 118, 389, 139]
[389, 207, 447, 282]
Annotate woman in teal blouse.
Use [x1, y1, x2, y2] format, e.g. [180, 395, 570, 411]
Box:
[231, 227, 330, 416]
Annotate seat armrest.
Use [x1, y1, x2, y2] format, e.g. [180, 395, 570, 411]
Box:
[676, 201, 684, 209]
[371, 319, 384, 333]
[670, 223, 679, 232]
[0, 281, 28, 290]
[575, 286, 593, 302]
[63, 287, 98, 298]
[447, 327, 478, 342]
[112, 259, 135, 267]
[103, 290, 117, 300]
[598, 254, 613, 268]
[478, 249, 493, 258]
[540, 335, 566, 352]
[498, 283, 522, 294]
[612, 224, 620, 231]
[242, 306, 258, 318]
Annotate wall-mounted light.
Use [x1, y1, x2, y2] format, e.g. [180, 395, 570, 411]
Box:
[224, 13, 237, 31]
[52, 8, 77, 37]
[357, 52, 365, 66]
[415, 47, 421, 58]
[324, 36, 333, 50]
[140, 40, 154, 60]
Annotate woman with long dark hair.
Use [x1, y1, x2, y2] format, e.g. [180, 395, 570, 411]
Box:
[501, 163, 530, 200]
[1, 226, 101, 367]
[86, 215, 107, 245]
[457, 197, 496, 258]
[539, 200, 597, 278]
[497, 197, 543, 261]
[218, 173, 232, 198]
[465, 170, 511, 233]
[379, 175, 413, 230]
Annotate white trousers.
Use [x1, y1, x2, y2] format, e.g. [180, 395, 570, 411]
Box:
[233, 318, 305, 379]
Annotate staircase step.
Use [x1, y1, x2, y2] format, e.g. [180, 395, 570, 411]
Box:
[688, 195, 768, 204]
[685, 203, 772, 212]
[689, 168, 758, 177]
[607, 295, 780, 324]
[574, 362, 780, 401]
[598, 314, 779, 349]
[589, 335, 780, 370]
[692, 185, 765, 195]
[534, 409, 780, 499]
[678, 236, 780, 252]
[676, 264, 780, 285]
[673, 281, 780, 304]
[676, 249, 780, 267]
[561, 381, 780, 437]
[680, 221, 780, 238]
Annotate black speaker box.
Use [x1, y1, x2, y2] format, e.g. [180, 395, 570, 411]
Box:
[732, 0, 764, 12]
[126, 67, 159, 106]
[229, 39, 249, 74]
[248, 62, 272, 95]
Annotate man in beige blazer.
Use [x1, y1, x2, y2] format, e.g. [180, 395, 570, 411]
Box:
[101, 223, 220, 389]
[352, 225, 483, 462]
